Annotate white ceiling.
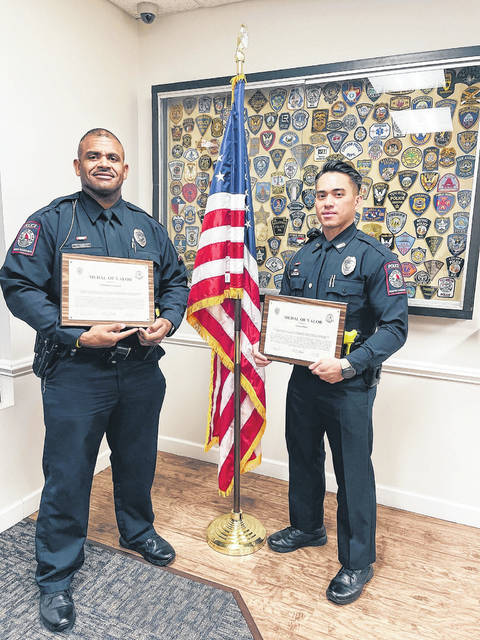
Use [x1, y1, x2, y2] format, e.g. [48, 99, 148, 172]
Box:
[108, 0, 245, 19]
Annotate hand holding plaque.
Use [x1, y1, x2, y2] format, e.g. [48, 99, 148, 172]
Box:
[259, 294, 347, 366]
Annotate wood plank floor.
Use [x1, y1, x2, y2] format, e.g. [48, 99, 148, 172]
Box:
[79, 452, 480, 639]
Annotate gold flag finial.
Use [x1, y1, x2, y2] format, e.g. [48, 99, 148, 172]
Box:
[234, 24, 248, 74]
[231, 24, 248, 101]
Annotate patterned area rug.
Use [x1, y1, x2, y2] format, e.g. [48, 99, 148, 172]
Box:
[0, 519, 262, 640]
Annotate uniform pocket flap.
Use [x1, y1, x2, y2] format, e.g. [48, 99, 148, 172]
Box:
[289, 275, 306, 290]
[331, 277, 365, 296]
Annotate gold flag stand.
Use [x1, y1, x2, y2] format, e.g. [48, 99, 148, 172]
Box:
[206, 26, 266, 556]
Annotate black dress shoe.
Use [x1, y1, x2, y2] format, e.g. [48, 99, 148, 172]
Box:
[326, 565, 374, 605]
[39, 589, 75, 632]
[119, 533, 175, 566]
[267, 525, 327, 553]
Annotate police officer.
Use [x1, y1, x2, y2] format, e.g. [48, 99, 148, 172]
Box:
[254, 159, 408, 605]
[0, 129, 189, 632]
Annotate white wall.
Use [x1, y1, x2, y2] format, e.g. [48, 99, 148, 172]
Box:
[0, 0, 140, 531]
[1, 0, 479, 532]
[137, 0, 480, 527]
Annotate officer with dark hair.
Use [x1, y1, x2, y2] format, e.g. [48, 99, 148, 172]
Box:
[254, 159, 408, 605]
[0, 129, 189, 632]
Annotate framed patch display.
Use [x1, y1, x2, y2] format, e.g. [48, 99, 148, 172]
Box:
[152, 46, 480, 319]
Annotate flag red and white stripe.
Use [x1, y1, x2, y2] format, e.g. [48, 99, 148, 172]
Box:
[187, 78, 266, 495]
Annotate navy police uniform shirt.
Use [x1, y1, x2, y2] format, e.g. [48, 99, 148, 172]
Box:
[0, 191, 189, 346]
[280, 223, 408, 373]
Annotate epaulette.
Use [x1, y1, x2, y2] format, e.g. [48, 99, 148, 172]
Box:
[124, 200, 149, 214]
[356, 228, 394, 258]
[306, 227, 322, 243]
[34, 192, 80, 217]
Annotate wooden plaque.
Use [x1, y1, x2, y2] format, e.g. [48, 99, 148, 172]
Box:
[259, 294, 347, 366]
[61, 253, 154, 327]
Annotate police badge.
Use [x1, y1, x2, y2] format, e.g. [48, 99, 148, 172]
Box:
[341, 256, 356, 275]
[395, 232, 415, 256]
[387, 190, 407, 211]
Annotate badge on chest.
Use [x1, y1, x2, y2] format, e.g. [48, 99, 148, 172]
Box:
[341, 256, 356, 275]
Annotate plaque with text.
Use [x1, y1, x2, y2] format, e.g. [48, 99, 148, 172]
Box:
[61, 253, 154, 327]
[259, 294, 347, 365]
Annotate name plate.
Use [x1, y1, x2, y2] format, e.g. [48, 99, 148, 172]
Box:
[61, 253, 154, 327]
[259, 294, 347, 366]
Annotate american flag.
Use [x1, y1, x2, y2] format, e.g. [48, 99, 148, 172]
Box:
[186, 78, 266, 496]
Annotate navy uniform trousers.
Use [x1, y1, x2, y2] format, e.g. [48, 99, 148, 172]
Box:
[286, 365, 377, 570]
[37, 353, 165, 593]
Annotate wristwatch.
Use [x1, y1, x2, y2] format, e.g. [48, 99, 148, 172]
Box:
[340, 358, 356, 379]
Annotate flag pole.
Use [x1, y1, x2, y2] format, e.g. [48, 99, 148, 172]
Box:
[206, 25, 266, 556]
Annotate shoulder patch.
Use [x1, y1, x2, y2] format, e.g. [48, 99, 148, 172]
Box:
[384, 260, 407, 296]
[12, 221, 41, 256]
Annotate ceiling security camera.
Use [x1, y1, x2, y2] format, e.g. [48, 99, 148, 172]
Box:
[137, 2, 158, 24]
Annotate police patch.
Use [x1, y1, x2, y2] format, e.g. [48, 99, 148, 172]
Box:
[395, 232, 415, 255]
[248, 115, 263, 135]
[13, 220, 41, 256]
[453, 212, 469, 233]
[446, 256, 464, 278]
[455, 155, 475, 178]
[384, 261, 406, 295]
[291, 144, 314, 168]
[387, 190, 408, 211]
[426, 236, 443, 257]
[278, 113, 291, 130]
[292, 110, 309, 131]
[420, 172, 439, 192]
[458, 107, 479, 130]
[269, 88, 287, 112]
[414, 218, 431, 239]
[323, 82, 341, 104]
[437, 277, 455, 298]
[401, 146, 423, 168]
[279, 132, 299, 148]
[284, 158, 299, 179]
[457, 190, 472, 210]
[433, 193, 455, 214]
[306, 86, 321, 108]
[447, 233, 467, 256]
[264, 111, 278, 129]
[248, 90, 267, 114]
[271, 217, 288, 236]
[384, 138, 402, 157]
[434, 217, 450, 234]
[356, 103, 373, 123]
[437, 174, 460, 192]
[373, 183, 389, 206]
[253, 156, 270, 178]
[360, 177, 373, 200]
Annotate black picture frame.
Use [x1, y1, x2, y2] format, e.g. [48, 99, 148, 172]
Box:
[152, 45, 480, 319]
